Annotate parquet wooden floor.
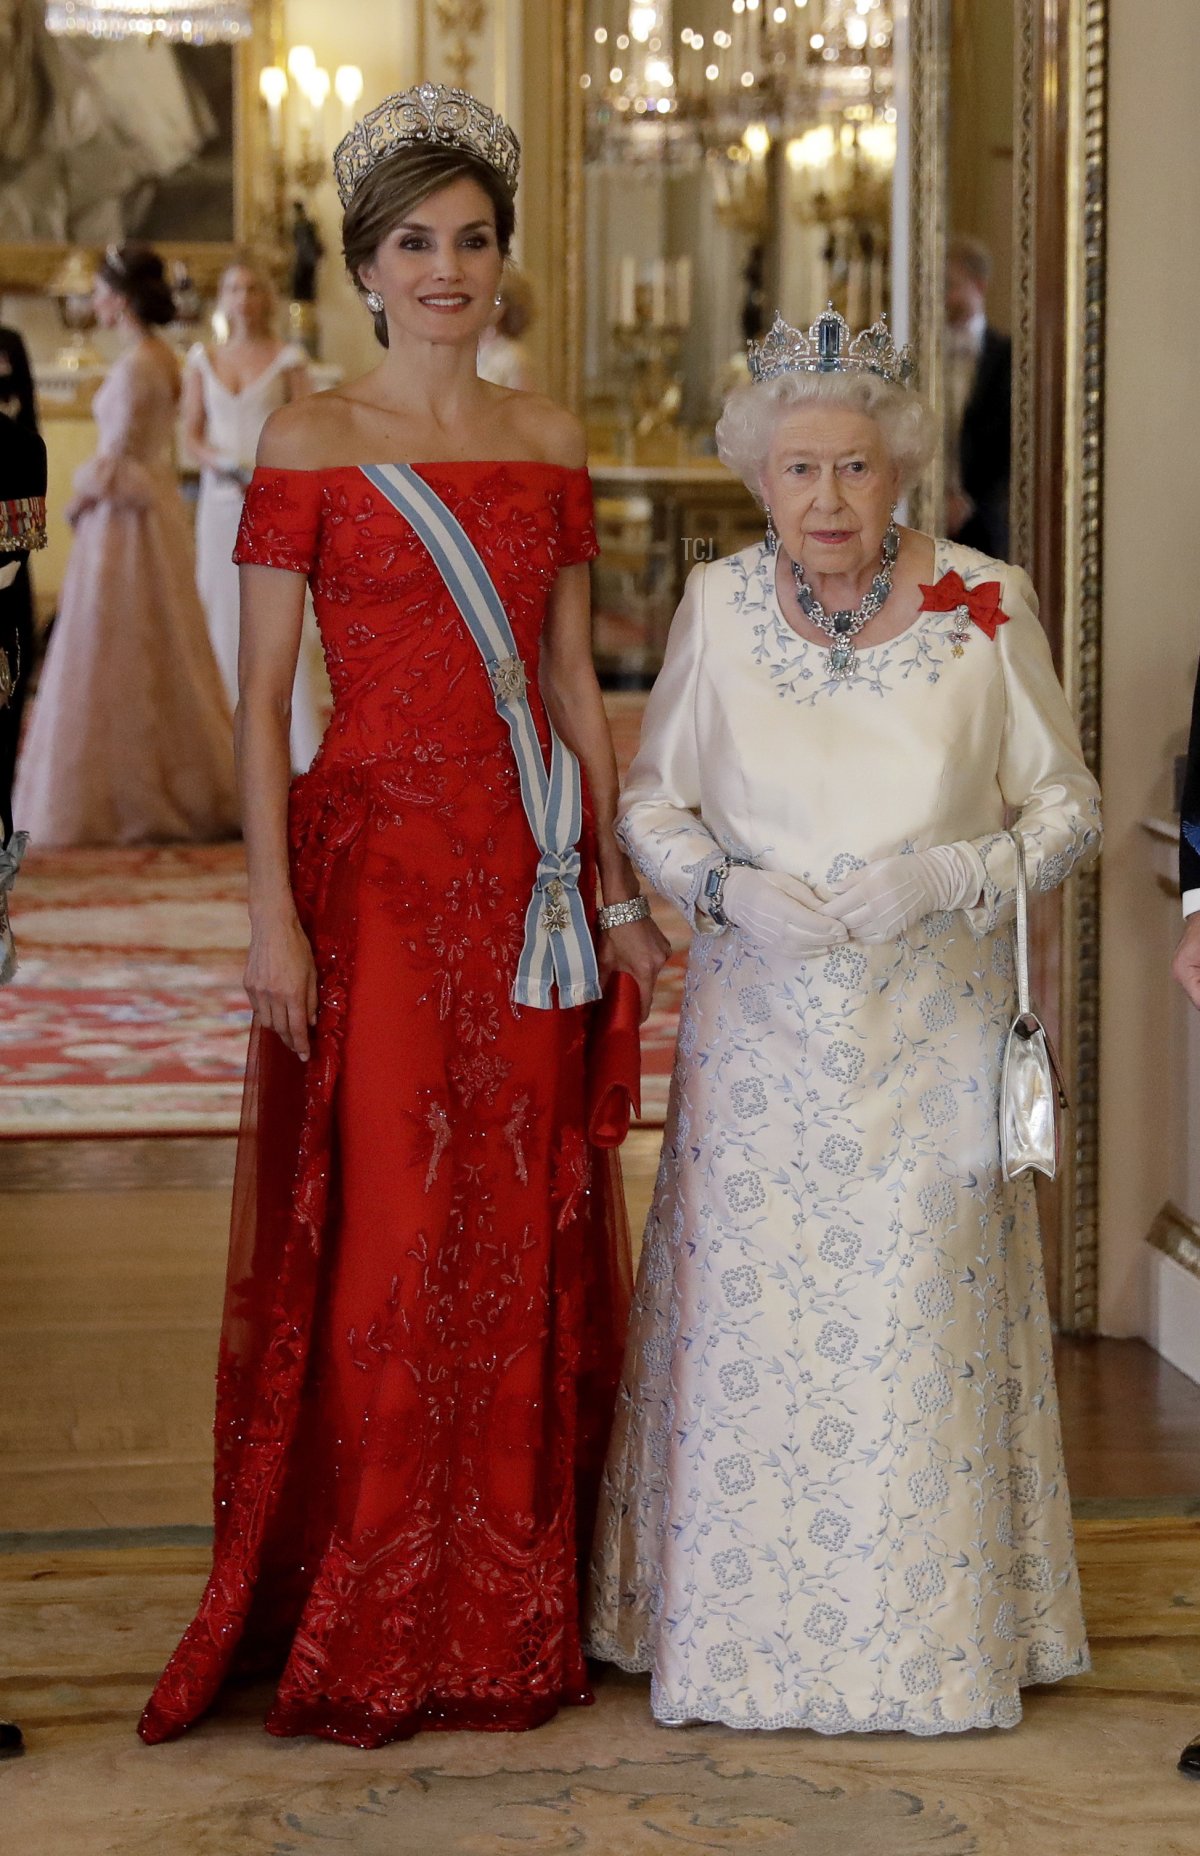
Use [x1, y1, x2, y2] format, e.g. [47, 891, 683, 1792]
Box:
[2, 1133, 1200, 1534]
[5, 1135, 1200, 1854]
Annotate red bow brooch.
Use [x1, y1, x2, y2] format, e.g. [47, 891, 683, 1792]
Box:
[918, 570, 1008, 656]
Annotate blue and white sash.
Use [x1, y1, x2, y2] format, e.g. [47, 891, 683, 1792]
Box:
[361, 464, 601, 1011]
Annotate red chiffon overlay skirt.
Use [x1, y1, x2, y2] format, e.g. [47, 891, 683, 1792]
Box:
[139, 784, 630, 1747]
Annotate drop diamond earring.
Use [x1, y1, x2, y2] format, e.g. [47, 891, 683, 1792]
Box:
[365, 290, 384, 314]
[764, 509, 777, 554]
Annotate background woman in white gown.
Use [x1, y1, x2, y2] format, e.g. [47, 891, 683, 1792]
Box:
[475, 266, 536, 391]
[586, 308, 1102, 1737]
[183, 259, 328, 771]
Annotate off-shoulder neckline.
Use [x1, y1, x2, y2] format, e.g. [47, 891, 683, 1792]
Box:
[252, 459, 588, 476]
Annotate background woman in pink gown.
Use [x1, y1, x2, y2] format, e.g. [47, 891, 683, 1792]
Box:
[13, 243, 238, 846]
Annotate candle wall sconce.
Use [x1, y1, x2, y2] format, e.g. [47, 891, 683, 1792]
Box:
[257, 51, 364, 253]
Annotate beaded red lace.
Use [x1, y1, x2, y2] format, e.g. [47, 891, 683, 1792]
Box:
[138, 463, 630, 1748]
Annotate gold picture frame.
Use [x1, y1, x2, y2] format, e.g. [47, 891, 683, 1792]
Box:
[553, 0, 1107, 1331]
[0, 0, 283, 294]
[911, 0, 1107, 1333]
[1011, 0, 1107, 1333]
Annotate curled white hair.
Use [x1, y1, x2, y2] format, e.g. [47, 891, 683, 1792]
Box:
[715, 369, 939, 504]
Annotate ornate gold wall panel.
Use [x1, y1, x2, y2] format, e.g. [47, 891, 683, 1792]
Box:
[908, 0, 1107, 1333]
[906, 0, 950, 538]
[1010, 0, 1038, 574]
[1056, 0, 1107, 1333]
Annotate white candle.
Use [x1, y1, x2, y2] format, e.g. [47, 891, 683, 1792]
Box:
[258, 64, 288, 152]
[618, 255, 637, 328]
[673, 256, 691, 327]
[306, 66, 331, 153]
[335, 64, 364, 139]
[287, 45, 316, 136]
[650, 258, 668, 327]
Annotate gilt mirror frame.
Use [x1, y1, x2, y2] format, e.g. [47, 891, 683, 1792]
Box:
[550, 0, 1107, 1332]
[0, 0, 283, 294]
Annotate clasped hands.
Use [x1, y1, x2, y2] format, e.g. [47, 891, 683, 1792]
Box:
[721, 841, 984, 956]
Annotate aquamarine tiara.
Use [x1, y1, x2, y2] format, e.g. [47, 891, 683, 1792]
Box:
[334, 83, 520, 209]
[747, 305, 916, 389]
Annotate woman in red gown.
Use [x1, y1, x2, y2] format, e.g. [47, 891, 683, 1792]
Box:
[139, 86, 666, 1748]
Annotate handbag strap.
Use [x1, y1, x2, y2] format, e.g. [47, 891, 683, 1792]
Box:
[1013, 830, 1031, 1018]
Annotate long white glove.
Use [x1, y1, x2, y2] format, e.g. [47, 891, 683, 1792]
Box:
[822, 842, 986, 945]
[723, 866, 848, 957]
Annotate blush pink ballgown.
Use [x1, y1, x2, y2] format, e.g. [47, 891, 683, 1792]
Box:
[13, 340, 239, 846]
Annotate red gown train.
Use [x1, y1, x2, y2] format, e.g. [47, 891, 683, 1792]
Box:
[139, 461, 630, 1748]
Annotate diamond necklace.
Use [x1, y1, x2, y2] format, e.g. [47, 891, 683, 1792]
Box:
[790, 522, 900, 680]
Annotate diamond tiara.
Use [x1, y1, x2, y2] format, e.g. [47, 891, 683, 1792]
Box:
[333, 83, 520, 209]
[747, 305, 916, 389]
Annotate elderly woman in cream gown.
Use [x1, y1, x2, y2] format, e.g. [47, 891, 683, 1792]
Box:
[586, 308, 1102, 1737]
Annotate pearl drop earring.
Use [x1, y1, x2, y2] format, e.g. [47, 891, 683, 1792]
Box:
[494, 292, 502, 306]
[764, 509, 778, 554]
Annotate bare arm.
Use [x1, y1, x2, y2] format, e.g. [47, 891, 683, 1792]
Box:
[235, 555, 317, 1057]
[541, 561, 636, 906]
[540, 556, 668, 1017]
[234, 397, 326, 1056]
[180, 354, 228, 474]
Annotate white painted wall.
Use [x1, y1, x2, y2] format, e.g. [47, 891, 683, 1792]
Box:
[1098, 1, 1200, 1339]
[279, 0, 421, 379]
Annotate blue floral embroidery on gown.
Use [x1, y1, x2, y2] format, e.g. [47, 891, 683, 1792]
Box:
[586, 539, 1099, 1734]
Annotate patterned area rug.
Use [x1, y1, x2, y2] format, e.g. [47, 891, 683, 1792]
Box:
[3, 1513, 1199, 1856]
[0, 697, 687, 1136]
[0, 848, 251, 1136]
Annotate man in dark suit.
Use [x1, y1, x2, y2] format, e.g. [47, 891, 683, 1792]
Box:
[1, 410, 46, 1003]
[0, 326, 37, 435]
[944, 236, 1012, 560]
[1171, 664, 1200, 1780]
[1172, 667, 1200, 1009]
[0, 327, 40, 810]
[0, 404, 45, 1756]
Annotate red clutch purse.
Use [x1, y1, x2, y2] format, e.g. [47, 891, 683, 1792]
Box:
[587, 970, 643, 1148]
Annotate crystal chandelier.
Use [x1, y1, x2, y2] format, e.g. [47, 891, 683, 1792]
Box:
[582, 0, 895, 168]
[44, 0, 254, 43]
[583, 2, 694, 166]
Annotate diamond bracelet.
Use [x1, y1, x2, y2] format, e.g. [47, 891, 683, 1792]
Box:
[596, 895, 651, 932]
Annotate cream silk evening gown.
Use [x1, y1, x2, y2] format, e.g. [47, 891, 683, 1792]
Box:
[586, 537, 1102, 1735]
[13, 343, 238, 846]
[187, 343, 329, 772]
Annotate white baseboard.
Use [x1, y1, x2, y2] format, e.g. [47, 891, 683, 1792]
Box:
[1144, 1246, 1200, 1386]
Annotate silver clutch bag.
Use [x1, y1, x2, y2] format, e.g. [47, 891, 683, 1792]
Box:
[999, 833, 1067, 1182]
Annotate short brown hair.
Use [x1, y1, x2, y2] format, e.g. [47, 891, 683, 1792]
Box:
[341, 146, 516, 349]
[947, 235, 992, 288]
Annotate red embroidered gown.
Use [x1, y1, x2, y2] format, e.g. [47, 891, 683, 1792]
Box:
[139, 461, 630, 1748]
